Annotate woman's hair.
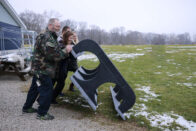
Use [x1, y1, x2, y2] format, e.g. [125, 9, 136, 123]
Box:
[63, 31, 74, 45]
[62, 26, 70, 33]
[72, 31, 79, 44]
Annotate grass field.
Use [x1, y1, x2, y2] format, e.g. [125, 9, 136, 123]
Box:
[51, 45, 195, 130]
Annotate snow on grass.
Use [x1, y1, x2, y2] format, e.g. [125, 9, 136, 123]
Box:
[136, 86, 159, 98]
[179, 49, 196, 52]
[99, 90, 105, 93]
[157, 65, 162, 68]
[136, 48, 143, 51]
[154, 72, 162, 75]
[78, 54, 98, 61]
[62, 97, 90, 108]
[166, 50, 179, 53]
[187, 53, 196, 55]
[186, 76, 193, 80]
[81, 104, 91, 108]
[168, 46, 196, 49]
[166, 59, 174, 62]
[177, 82, 196, 88]
[125, 85, 196, 130]
[166, 72, 182, 77]
[78, 53, 144, 62]
[135, 86, 160, 102]
[166, 59, 182, 66]
[183, 83, 195, 87]
[107, 53, 144, 62]
[126, 105, 196, 131]
[166, 46, 196, 53]
[144, 47, 152, 50]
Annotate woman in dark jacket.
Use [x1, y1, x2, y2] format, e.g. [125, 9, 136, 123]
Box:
[52, 31, 78, 104]
[67, 31, 79, 91]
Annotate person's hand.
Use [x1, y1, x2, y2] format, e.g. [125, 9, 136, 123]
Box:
[66, 45, 72, 53]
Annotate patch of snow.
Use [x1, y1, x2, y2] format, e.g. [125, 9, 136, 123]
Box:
[78, 54, 98, 61]
[166, 50, 179, 53]
[148, 113, 196, 131]
[176, 82, 196, 88]
[154, 72, 162, 74]
[187, 53, 196, 55]
[125, 103, 196, 131]
[74, 98, 82, 103]
[136, 86, 160, 102]
[99, 90, 105, 93]
[166, 72, 182, 76]
[168, 46, 196, 49]
[175, 115, 196, 131]
[144, 47, 152, 50]
[166, 59, 174, 63]
[98, 102, 103, 106]
[136, 48, 143, 51]
[186, 76, 192, 80]
[146, 50, 152, 52]
[166, 72, 175, 77]
[135, 84, 141, 87]
[179, 49, 196, 52]
[107, 53, 144, 62]
[63, 99, 72, 103]
[81, 104, 90, 108]
[78, 53, 144, 62]
[176, 72, 182, 76]
[157, 66, 162, 68]
[139, 98, 148, 102]
[183, 83, 193, 87]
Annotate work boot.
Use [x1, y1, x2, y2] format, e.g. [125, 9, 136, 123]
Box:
[69, 83, 75, 92]
[36, 113, 54, 120]
[22, 107, 37, 113]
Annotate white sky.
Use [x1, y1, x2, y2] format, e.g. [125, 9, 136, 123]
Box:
[8, 0, 196, 36]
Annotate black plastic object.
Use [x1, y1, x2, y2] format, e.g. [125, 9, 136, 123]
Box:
[70, 39, 136, 120]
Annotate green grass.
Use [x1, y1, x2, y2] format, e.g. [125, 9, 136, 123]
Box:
[55, 45, 196, 130]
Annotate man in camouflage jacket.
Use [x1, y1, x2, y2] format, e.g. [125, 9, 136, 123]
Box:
[22, 18, 72, 120]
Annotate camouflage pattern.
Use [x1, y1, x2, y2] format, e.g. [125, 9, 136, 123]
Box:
[31, 28, 69, 78]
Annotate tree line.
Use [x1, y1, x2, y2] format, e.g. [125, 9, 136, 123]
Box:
[19, 10, 196, 45]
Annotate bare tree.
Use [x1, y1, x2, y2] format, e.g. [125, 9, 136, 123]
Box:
[19, 10, 194, 45]
[193, 34, 196, 44]
[43, 10, 62, 27]
[151, 34, 166, 45]
[110, 28, 120, 45]
[61, 19, 78, 31]
[19, 10, 46, 33]
[77, 22, 88, 40]
[176, 33, 191, 44]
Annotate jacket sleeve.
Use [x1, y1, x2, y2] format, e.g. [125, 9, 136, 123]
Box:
[38, 35, 69, 62]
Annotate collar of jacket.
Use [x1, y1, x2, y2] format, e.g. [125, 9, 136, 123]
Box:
[45, 28, 58, 40]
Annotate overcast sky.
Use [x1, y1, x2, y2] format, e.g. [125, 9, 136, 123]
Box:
[9, 0, 196, 36]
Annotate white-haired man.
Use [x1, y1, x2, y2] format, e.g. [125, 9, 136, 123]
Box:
[22, 18, 72, 120]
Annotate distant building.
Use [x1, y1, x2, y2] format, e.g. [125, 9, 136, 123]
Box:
[0, 0, 27, 51]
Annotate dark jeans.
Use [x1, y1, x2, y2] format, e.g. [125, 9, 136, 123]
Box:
[52, 59, 68, 101]
[23, 74, 53, 116]
[52, 57, 77, 101]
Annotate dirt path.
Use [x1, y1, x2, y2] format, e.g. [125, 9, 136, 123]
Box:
[0, 75, 145, 131]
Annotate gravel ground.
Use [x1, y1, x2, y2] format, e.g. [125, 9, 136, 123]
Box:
[0, 74, 145, 131]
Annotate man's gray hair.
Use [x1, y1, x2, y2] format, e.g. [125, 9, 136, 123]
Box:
[47, 18, 59, 26]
